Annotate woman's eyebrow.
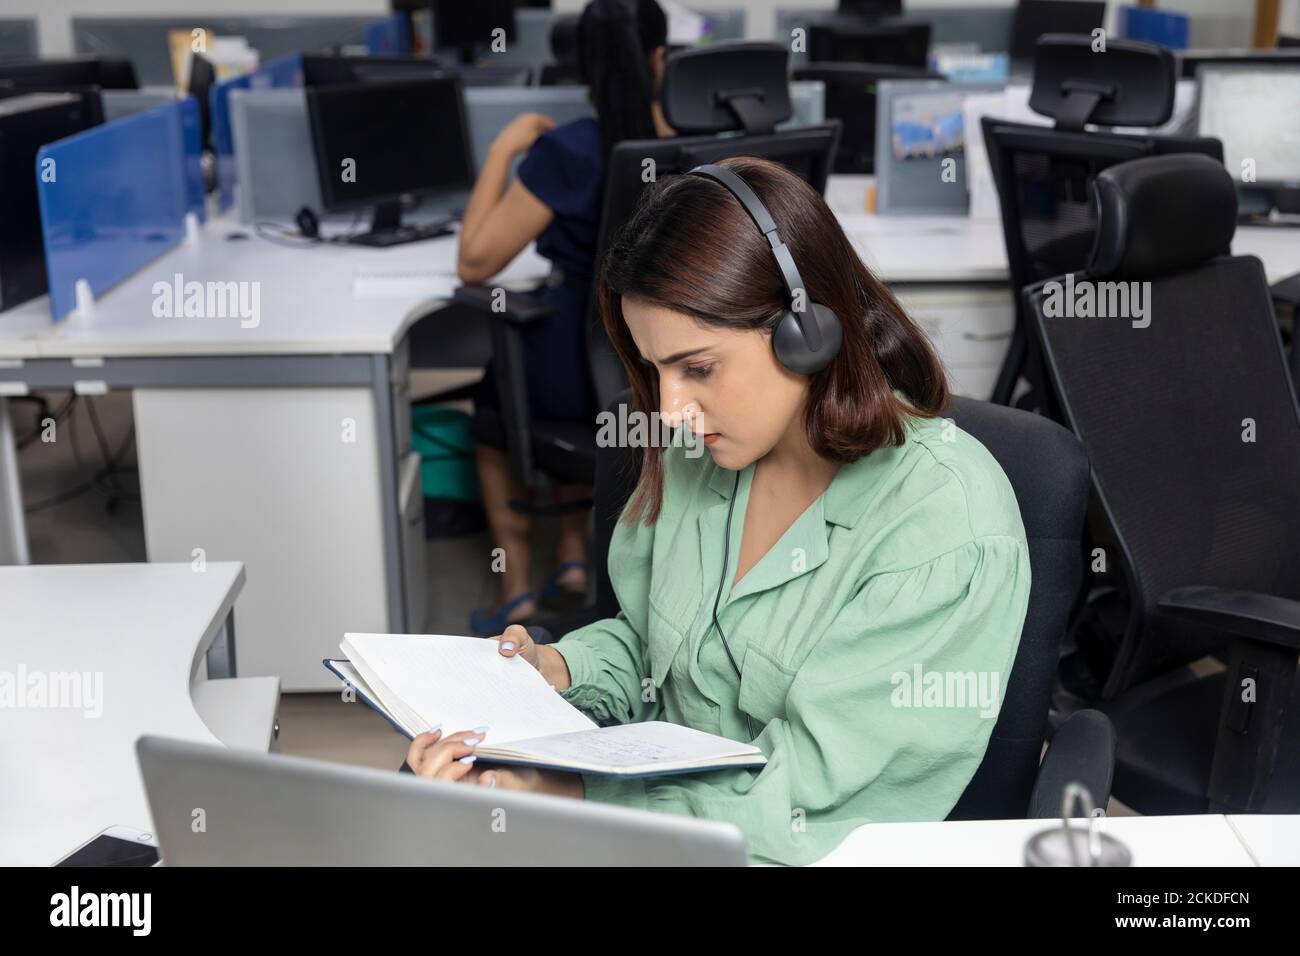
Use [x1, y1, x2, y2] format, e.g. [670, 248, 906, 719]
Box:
[650, 347, 708, 366]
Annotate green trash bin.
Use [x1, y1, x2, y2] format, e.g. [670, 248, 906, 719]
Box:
[411, 405, 485, 537]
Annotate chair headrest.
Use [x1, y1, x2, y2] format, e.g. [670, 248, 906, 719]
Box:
[661, 42, 791, 135]
[1087, 154, 1237, 280]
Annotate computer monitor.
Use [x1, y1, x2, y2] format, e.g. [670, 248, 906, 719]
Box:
[1010, 1, 1106, 66]
[1196, 65, 1300, 187]
[0, 56, 138, 92]
[1179, 48, 1300, 79]
[838, 0, 904, 16]
[793, 63, 942, 174]
[432, 0, 518, 64]
[808, 21, 932, 69]
[0, 92, 102, 311]
[301, 53, 446, 87]
[187, 53, 216, 151]
[306, 77, 474, 246]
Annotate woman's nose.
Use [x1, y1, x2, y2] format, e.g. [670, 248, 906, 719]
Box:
[659, 384, 699, 429]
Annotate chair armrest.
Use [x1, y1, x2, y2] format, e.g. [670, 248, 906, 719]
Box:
[1028, 709, 1116, 818]
[452, 284, 555, 325]
[1158, 586, 1300, 651]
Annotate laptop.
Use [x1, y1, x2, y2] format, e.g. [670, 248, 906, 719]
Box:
[136, 736, 748, 866]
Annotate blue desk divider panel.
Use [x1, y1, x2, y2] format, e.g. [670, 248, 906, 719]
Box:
[212, 53, 303, 210]
[1118, 6, 1190, 50]
[180, 95, 206, 224]
[37, 102, 191, 323]
[366, 14, 412, 55]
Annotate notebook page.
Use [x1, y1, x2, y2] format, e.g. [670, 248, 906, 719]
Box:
[342, 633, 596, 744]
[499, 721, 763, 771]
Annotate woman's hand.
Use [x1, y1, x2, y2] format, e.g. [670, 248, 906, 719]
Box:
[474, 765, 585, 799]
[405, 728, 487, 782]
[491, 112, 555, 157]
[494, 625, 571, 691]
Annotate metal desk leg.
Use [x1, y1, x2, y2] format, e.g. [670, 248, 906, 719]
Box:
[0, 397, 30, 565]
[206, 609, 238, 679]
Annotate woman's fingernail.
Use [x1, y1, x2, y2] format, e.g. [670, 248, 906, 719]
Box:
[488, 776, 497, 789]
[458, 755, 477, 765]
[501, 642, 515, 652]
[464, 737, 481, 746]
[428, 724, 441, 734]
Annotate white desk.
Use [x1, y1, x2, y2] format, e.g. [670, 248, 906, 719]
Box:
[811, 814, 1279, 866]
[0, 221, 548, 690]
[1225, 814, 1300, 867]
[0, 561, 276, 866]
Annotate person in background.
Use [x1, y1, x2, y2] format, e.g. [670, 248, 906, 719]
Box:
[456, 0, 673, 635]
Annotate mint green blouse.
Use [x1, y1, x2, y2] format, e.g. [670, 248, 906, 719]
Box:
[553, 411, 1031, 866]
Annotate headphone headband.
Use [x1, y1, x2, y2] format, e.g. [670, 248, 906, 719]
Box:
[687, 163, 823, 353]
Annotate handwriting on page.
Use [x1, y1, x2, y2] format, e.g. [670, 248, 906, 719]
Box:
[511, 722, 749, 769]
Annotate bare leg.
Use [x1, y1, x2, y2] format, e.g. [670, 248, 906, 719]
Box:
[475, 443, 538, 621]
[552, 483, 592, 592]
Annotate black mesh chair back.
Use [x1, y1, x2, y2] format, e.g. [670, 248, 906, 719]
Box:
[1025, 153, 1300, 697]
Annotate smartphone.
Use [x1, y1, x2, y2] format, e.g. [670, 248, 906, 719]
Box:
[54, 826, 161, 867]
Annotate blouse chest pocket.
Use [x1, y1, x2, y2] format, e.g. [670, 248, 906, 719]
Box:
[738, 643, 796, 725]
[647, 600, 689, 688]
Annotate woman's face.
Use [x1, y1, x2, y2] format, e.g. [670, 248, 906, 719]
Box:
[622, 295, 809, 471]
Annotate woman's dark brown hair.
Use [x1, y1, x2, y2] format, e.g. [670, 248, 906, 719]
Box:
[598, 155, 950, 525]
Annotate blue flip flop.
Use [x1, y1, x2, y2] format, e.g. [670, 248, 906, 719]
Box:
[540, 560, 590, 610]
[469, 591, 536, 636]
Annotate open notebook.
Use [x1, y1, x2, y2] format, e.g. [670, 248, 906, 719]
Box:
[323, 632, 766, 778]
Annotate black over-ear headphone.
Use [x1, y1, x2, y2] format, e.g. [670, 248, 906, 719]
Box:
[687, 164, 843, 375]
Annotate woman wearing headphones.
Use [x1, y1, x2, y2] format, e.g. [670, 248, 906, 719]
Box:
[413, 156, 1032, 866]
[457, 0, 672, 634]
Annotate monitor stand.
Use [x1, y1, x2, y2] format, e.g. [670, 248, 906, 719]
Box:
[346, 199, 456, 247]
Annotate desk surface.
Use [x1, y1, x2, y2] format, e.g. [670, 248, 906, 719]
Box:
[810, 813, 1289, 866]
[0, 562, 244, 866]
[0, 222, 550, 360]
[1, 183, 1297, 359]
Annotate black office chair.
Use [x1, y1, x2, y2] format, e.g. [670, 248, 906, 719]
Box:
[538, 14, 582, 86]
[453, 42, 841, 512]
[534, 387, 1114, 819]
[792, 61, 942, 174]
[983, 35, 1223, 416]
[1024, 153, 1300, 814]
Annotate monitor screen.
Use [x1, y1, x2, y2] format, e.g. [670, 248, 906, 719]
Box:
[432, 0, 518, 48]
[307, 77, 473, 212]
[1197, 66, 1300, 185]
[1010, 0, 1106, 64]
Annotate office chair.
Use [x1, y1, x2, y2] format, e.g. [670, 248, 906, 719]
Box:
[452, 43, 841, 519]
[1024, 153, 1300, 814]
[792, 62, 943, 174]
[983, 35, 1223, 416]
[530, 387, 1115, 820]
[538, 14, 582, 86]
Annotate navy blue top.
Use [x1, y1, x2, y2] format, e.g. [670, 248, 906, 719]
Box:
[476, 116, 604, 425]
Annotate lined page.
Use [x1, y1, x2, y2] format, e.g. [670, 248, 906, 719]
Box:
[493, 721, 764, 772]
[342, 633, 596, 744]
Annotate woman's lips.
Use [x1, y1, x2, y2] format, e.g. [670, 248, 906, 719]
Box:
[702, 433, 721, 446]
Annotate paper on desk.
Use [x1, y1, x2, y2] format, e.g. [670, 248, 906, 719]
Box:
[352, 265, 461, 300]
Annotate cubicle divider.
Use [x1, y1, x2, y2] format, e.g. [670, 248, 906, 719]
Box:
[71, 16, 375, 86]
[366, 14, 413, 56]
[36, 101, 196, 322]
[211, 53, 303, 211]
[0, 18, 38, 58]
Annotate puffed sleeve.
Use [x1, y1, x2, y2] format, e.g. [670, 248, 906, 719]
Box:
[579, 534, 1032, 866]
[551, 501, 659, 727]
[516, 121, 603, 219]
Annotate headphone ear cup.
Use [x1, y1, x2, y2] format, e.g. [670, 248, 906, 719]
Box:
[772, 302, 843, 375]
